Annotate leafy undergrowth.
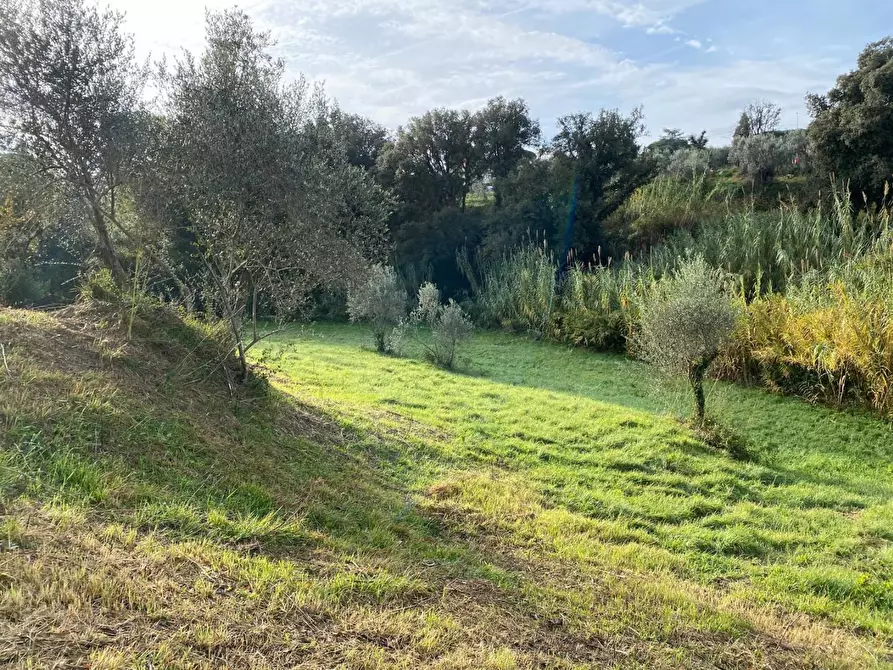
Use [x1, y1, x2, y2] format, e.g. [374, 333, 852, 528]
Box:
[0, 310, 890, 668]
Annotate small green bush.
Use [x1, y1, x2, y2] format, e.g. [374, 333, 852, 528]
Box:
[347, 264, 408, 354]
[78, 268, 122, 304]
[410, 282, 473, 368]
[0, 258, 42, 307]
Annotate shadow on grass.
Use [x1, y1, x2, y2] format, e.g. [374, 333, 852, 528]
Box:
[267, 325, 893, 503]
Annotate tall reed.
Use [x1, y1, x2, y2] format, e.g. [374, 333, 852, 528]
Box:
[610, 170, 724, 246]
[654, 183, 892, 295]
[467, 183, 893, 416]
[461, 243, 556, 336]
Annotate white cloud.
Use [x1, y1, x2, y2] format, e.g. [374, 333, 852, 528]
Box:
[103, 0, 847, 142]
[647, 23, 678, 35]
[532, 0, 708, 29]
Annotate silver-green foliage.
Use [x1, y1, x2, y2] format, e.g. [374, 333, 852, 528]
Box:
[347, 264, 407, 354]
[635, 257, 739, 422]
[158, 10, 390, 380]
[410, 283, 473, 368]
[729, 130, 808, 184]
[666, 148, 711, 178]
[0, 0, 145, 283]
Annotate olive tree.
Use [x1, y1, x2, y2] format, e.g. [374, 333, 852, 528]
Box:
[635, 257, 739, 423]
[347, 264, 407, 354]
[409, 283, 473, 369]
[156, 10, 390, 381]
[0, 0, 146, 284]
[730, 130, 808, 184]
[666, 148, 711, 178]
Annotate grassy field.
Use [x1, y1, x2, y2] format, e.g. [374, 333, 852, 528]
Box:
[2, 307, 892, 668]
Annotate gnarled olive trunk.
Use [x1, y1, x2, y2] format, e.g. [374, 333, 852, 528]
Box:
[688, 356, 715, 424]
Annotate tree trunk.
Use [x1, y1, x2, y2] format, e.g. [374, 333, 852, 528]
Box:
[689, 358, 712, 424]
[227, 312, 249, 383]
[237, 340, 249, 383]
[89, 201, 127, 285]
[251, 281, 259, 345]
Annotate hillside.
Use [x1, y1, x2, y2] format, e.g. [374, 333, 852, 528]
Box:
[1, 306, 892, 669]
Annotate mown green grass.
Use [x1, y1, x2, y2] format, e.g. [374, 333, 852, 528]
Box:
[2, 306, 892, 668]
[257, 324, 893, 639]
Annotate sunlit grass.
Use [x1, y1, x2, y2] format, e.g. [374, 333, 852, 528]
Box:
[258, 324, 893, 639]
[2, 306, 891, 668]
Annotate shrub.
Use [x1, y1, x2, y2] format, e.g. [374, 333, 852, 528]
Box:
[666, 148, 710, 178]
[721, 257, 893, 416]
[634, 257, 740, 424]
[551, 263, 654, 351]
[410, 282, 473, 368]
[347, 264, 408, 354]
[0, 258, 42, 307]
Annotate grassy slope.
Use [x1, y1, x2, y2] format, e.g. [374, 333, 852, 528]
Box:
[1, 309, 891, 669]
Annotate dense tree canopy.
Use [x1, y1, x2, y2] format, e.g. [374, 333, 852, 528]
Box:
[0, 0, 145, 282]
[379, 108, 479, 220]
[808, 37, 893, 200]
[475, 97, 541, 206]
[551, 108, 654, 257]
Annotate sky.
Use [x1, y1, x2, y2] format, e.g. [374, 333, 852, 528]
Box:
[104, 0, 892, 144]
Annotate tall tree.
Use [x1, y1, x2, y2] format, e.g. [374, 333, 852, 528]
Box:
[474, 97, 541, 207]
[736, 100, 782, 138]
[550, 108, 654, 258]
[0, 0, 144, 283]
[379, 108, 481, 218]
[687, 131, 709, 150]
[156, 9, 390, 381]
[650, 128, 690, 154]
[733, 112, 753, 139]
[308, 109, 390, 172]
[808, 37, 893, 201]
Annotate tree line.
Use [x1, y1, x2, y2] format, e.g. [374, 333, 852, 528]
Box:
[0, 0, 891, 344]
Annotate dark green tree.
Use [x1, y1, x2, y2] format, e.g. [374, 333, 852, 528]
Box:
[649, 128, 690, 154]
[550, 108, 654, 257]
[688, 131, 709, 150]
[378, 108, 481, 219]
[733, 113, 753, 139]
[807, 37, 893, 201]
[313, 110, 390, 172]
[474, 97, 541, 207]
